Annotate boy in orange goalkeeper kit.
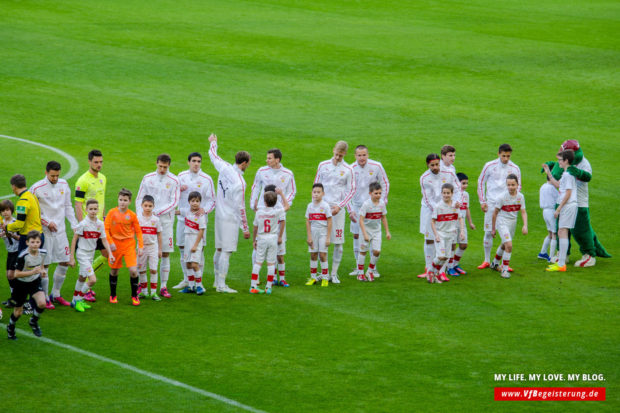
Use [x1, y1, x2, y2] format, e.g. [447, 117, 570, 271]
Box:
[105, 188, 144, 305]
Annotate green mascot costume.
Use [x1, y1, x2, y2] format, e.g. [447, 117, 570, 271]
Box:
[543, 139, 611, 266]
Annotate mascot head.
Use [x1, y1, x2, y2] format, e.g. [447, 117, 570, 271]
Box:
[559, 139, 583, 165]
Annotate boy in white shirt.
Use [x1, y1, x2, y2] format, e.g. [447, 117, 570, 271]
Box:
[69, 199, 114, 312]
[137, 195, 163, 300]
[491, 174, 528, 279]
[180, 192, 207, 294]
[538, 175, 559, 262]
[305, 184, 333, 287]
[356, 182, 391, 282]
[447, 173, 475, 276]
[249, 190, 288, 295]
[429, 184, 465, 284]
[543, 150, 578, 272]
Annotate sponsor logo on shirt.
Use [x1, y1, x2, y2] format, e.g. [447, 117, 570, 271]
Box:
[16, 205, 26, 214]
[436, 213, 458, 222]
[501, 205, 521, 212]
[309, 213, 327, 221]
[142, 227, 157, 235]
[185, 218, 200, 230]
[83, 231, 101, 239]
[365, 212, 383, 219]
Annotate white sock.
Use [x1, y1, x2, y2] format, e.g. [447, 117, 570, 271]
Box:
[369, 254, 378, 273]
[74, 280, 84, 301]
[41, 275, 49, 297]
[266, 264, 275, 288]
[453, 247, 465, 266]
[277, 262, 285, 281]
[356, 253, 366, 273]
[150, 271, 158, 292]
[180, 249, 188, 282]
[332, 244, 343, 276]
[424, 242, 435, 271]
[493, 246, 504, 265]
[139, 272, 147, 285]
[188, 268, 196, 288]
[160, 256, 170, 288]
[541, 236, 550, 254]
[484, 232, 493, 262]
[320, 260, 329, 280]
[52, 265, 68, 297]
[251, 249, 257, 266]
[353, 237, 360, 262]
[559, 238, 569, 267]
[251, 263, 261, 288]
[502, 251, 511, 272]
[213, 250, 221, 277]
[550, 238, 557, 258]
[218, 251, 231, 287]
[81, 282, 90, 294]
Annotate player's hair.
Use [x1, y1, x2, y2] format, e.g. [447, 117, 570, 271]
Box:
[88, 149, 102, 161]
[456, 172, 468, 182]
[560, 150, 575, 164]
[46, 161, 62, 172]
[506, 174, 519, 184]
[188, 191, 202, 202]
[312, 183, 324, 191]
[142, 195, 155, 205]
[267, 148, 282, 161]
[157, 153, 172, 164]
[334, 140, 348, 153]
[26, 230, 41, 241]
[355, 145, 368, 152]
[498, 143, 513, 153]
[0, 200, 14, 213]
[118, 188, 132, 199]
[235, 151, 251, 165]
[426, 153, 440, 164]
[86, 199, 98, 207]
[441, 145, 455, 156]
[369, 182, 382, 192]
[10, 174, 26, 188]
[441, 183, 454, 193]
[264, 184, 276, 193]
[187, 152, 202, 161]
[264, 191, 277, 207]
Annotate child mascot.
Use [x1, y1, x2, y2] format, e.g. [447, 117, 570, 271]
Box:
[543, 139, 611, 267]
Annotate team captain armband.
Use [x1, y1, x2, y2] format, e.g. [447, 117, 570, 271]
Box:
[75, 189, 86, 199]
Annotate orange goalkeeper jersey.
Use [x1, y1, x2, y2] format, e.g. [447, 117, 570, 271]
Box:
[104, 208, 144, 248]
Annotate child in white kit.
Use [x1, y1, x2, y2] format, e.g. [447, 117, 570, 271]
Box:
[429, 183, 465, 284]
[305, 183, 333, 287]
[538, 175, 559, 262]
[543, 150, 577, 272]
[137, 195, 163, 300]
[491, 174, 528, 279]
[249, 190, 288, 295]
[180, 192, 207, 294]
[356, 182, 391, 282]
[447, 172, 475, 276]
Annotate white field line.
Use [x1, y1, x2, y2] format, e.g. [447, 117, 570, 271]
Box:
[0, 134, 80, 200]
[2, 324, 268, 413]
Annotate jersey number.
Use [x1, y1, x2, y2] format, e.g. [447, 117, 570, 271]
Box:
[264, 220, 271, 233]
[336, 229, 343, 238]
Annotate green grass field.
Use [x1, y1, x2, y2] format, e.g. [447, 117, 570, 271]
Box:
[1, 0, 618, 411]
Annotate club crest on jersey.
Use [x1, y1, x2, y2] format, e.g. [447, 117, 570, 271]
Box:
[369, 171, 374, 175]
[197, 184, 201, 188]
[166, 184, 170, 189]
[280, 177, 285, 183]
[340, 171, 344, 176]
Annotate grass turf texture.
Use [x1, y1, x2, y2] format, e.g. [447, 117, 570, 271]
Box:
[0, 0, 618, 411]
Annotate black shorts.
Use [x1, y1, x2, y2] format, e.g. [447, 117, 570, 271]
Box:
[6, 251, 18, 271]
[18, 233, 46, 253]
[11, 277, 44, 307]
[75, 237, 105, 251]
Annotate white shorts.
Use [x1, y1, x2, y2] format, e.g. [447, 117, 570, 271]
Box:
[138, 243, 159, 272]
[277, 225, 286, 256]
[419, 205, 435, 241]
[457, 224, 468, 244]
[349, 205, 361, 235]
[42, 229, 70, 265]
[360, 231, 382, 253]
[483, 202, 497, 232]
[559, 204, 577, 229]
[309, 229, 328, 253]
[435, 233, 456, 259]
[175, 219, 185, 247]
[543, 208, 557, 232]
[215, 216, 239, 252]
[76, 249, 95, 278]
[331, 208, 346, 244]
[497, 222, 516, 244]
[184, 234, 204, 263]
[256, 236, 278, 263]
[160, 220, 174, 253]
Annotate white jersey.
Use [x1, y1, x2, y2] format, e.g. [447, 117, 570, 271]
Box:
[349, 160, 389, 209]
[183, 211, 207, 235]
[1, 217, 19, 253]
[136, 171, 180, 222]
[75, 217, 106, 253]
[314, 159, 356, 208]
[574, 157, 591, 207]
[305, 200, 332, 231]
[440, 159, 456, 175]
[478, 158, 521, 205]
[539, 182, 559, 210]
[420, 169, 461, 211]
[359, 199, 387, 234]
[558, 172, 577, 207]
[496, 191, 526, 226]
[253, 206, 285, 239]
[459, 191, 470, 218]
[432, 201, 460, 236]
[209, 141, 249, 232]
[138, 214, 162, 246]
[250, 165, 296, 210]
[30, 177, 78, 232]
[178, 169, 216, 218]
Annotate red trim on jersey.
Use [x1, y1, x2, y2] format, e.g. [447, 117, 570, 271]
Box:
[82, 231, 101, 239]
[501, 204, 521, 212]
[436, 213, 458, 222]
[365, 212, 383, 219]
[141, 227, 157, 235]
[184, 218, 200, 230]
[309, 213, 327, 221]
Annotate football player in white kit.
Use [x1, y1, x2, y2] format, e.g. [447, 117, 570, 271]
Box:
[30, 161, 79, 308]
[477, 143, 521, 270]
[348, 145, 389, 277]
[136, 154, 180, 298]
[314, 140, 355, 284]
[250, 148, 296, 286]
[208, 133, 251, 293]
[172, 152, 215, 290]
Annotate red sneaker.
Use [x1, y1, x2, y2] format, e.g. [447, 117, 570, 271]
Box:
[131, 296, 140, 306]
[45, 300, 55, 310]
[51, 295, 71, 307]
[417, 268, 428, 278]
[438, 272, 450, 282]
[160, 287, 172, 298]
[84, 291, 96, 302]
[357, 274, 366, 282]
[477, 261, 490, 269]
[508, 267, 514, 272]
[109, 296, 118, 304]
